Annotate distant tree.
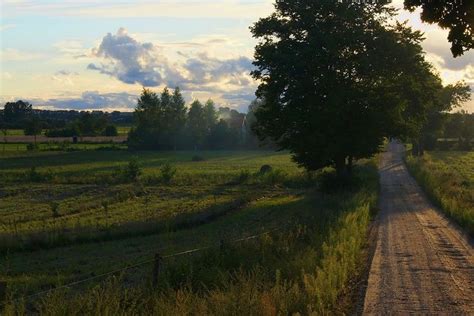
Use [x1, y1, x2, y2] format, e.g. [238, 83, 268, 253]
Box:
[3, 100, 32, 124]
[203, 99, 218, 133]
[208, 119, 238, 149]
[104, 125, 118, 136]
[24, 116, 43, 144]
[0, 113, 8, 152]
[129, 87, 187, 150]
[251, 0, 438, 177]
[167, 87, 187, 149]
[186, 100, 207, 150]
[445, 111, 474, 150]
[404, 0, 473, 57]
[245, 99, 263, 148]
[128, 88, 162, 149]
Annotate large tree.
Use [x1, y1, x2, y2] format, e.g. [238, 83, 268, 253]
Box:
[404, 0, 473, 57]
[251, 0, 436, 176]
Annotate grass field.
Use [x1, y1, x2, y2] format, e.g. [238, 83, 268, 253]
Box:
[405, 151, 474, 235]
[1, 148, 379, 314]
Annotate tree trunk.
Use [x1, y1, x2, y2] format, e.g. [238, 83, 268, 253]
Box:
[347, 156, 353, 176]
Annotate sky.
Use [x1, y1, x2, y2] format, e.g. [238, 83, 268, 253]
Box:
[0, 0, 473, 113]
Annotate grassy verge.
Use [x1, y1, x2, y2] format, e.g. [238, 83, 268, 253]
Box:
[2, 162, 378, 315]
[405, 151, 473, 235]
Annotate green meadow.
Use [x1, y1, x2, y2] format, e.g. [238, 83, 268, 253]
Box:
[0, 148, 378, 314]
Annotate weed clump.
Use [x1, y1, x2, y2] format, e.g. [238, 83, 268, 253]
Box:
[160, 163, 177, 184]
[123, 157, 142, 181]
[50, 202, 60, 218]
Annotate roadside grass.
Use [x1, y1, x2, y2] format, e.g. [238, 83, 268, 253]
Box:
[2, 161, 379, 315]
[405, 151, 474, 235]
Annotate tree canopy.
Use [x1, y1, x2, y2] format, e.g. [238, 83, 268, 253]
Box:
[128, 87, 259, 150]
[250, 0, 461, 176]
[404, 0, 473, 57]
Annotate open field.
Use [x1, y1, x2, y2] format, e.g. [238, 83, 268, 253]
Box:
[0, 148, 378, 314]
[1, 135, 127, 143]
[405, 151, 474, 234]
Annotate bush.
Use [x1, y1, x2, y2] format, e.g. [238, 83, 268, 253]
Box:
[104, 125, 118, 136]
[123, 157, 142, 181]
[26, 143, 39, 151]
[259, 164, 273, 174]
[50, 202, 60, 218]
[192, 155, 205, 162]
[27, 167, 43, 182]
[160, 163, 177, 184]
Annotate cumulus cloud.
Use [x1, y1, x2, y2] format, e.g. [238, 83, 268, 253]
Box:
[87, 28, 184, 86]
[37, 91, 138, 110]
[86, 28, 257, 108]
[87, 28, 255, 89]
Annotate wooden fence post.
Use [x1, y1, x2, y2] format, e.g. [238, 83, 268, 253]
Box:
[152, 253, 162, 288]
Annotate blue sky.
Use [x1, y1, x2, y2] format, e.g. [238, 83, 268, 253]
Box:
[1, 0, 473, 112]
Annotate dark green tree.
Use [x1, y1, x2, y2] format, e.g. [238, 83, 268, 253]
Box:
[203, 99, 218, 132]
[404, 0, 473, 57]
[3, 100, 32, 124]
[251, 0, 436, 177]
[24, 116, 43, 144]
[186, 100, 207, 150]
[129, 87, 187, 149]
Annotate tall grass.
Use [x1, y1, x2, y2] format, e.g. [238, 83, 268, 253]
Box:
[3, 162, 378, 315]
[405, 152, 473, 235]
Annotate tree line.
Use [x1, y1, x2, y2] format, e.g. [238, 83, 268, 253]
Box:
[128, 87, 261, 150]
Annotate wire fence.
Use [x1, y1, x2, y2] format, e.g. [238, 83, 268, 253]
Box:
[14, 223, 291, 303]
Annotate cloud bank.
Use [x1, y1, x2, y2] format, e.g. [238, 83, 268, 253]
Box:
[86, 28, 257, 110]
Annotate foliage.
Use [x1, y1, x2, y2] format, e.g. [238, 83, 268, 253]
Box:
[3, 100, 32, 125]
[123, 157, 142, 181]
[128, 88, 187, 150]
[160, 163, 177, 184]
[404, 0, 473, 57]
[103, 125, 118, 137]
[443, 111, 474, 150]
[250, 0, 438, 177]
[128, 88, 259, 150]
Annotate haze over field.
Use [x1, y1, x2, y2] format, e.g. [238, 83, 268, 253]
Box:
[1, 0, 473, 112]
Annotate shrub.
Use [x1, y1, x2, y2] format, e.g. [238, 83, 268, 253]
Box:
[160, 163, 177, 184]
[104, 125, 118, 136]
[259, 165, 273, 175]
[28, 167, 43, 182]
[50, 202, 60, 218]
[26, 143, 39, 151]
[192, 155, 205, 162]
[123, 157, 142, 181]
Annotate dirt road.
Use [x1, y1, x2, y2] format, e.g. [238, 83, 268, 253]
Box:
[363, 141, 474, 315]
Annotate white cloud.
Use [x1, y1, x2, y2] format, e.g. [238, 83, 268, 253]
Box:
[87, 28, 256, 99]
[0, 48, 44, 61]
